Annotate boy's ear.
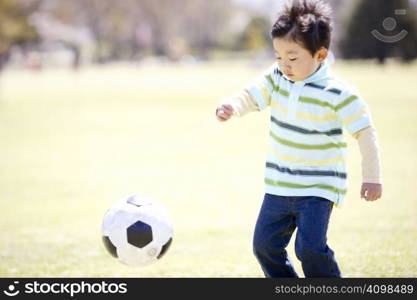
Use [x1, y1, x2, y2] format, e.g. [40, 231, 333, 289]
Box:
[316, 47, 328, 62]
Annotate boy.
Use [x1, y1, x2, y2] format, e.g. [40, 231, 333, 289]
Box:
[215, 0, 382, 277]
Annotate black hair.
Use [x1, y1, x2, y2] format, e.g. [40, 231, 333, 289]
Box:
[271, 0, 332, 56]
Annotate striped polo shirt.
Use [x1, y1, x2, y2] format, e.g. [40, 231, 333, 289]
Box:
[246, 60, 373, 205]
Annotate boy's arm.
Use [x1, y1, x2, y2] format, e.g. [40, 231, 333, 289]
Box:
[216, 63, 277, 122]
[353, 126, 383, 201]
[334, 88, 382, 201]
[217, 90, 259, 120]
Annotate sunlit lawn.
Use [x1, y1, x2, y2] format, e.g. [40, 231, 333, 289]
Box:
[0, 59, 416, 277]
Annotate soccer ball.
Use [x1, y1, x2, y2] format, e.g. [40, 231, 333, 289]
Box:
[101, 194, 173, 266]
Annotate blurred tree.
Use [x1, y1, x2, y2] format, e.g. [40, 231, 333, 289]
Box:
[137, 0, 181, 57]
[38, 0, 141, 63]
[340, 0, 417, 63]
[40, 0, 134, 63]
[178, 0, 233, 58]
[39, 0, 234, 63]
[81, 0, 134, 63]
[237, 16, 271, 51]
[0, 0, 39, 70]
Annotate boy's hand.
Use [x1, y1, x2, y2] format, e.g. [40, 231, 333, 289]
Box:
[216, 104, 234, 122]
[360, 183, 382, 201]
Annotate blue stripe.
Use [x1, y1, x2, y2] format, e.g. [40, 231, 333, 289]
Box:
[271, 116, 343, 136]
[266, 162, 347, 179]
[276, 69, 342, 95]
[306, 83, 342, 95]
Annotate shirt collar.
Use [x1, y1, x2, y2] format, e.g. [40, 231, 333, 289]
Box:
[302, 60, 332, 84]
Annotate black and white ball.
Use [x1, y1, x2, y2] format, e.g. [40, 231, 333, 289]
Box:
[101, 194, 173, 266]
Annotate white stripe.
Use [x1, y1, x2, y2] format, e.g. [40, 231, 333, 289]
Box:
[266, 146, 346, 168]
[288, 81, 304, 121]
[268, 135, 347, 160]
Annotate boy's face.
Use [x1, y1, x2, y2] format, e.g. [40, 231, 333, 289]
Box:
[273, 37, 327, 82]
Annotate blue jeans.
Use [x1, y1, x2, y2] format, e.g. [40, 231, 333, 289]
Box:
[253, 194, 341, 277]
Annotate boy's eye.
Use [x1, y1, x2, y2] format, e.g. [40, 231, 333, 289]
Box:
[289, 58, 297, 61]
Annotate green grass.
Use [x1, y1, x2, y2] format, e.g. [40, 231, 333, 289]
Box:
[0, 60, 416, 277]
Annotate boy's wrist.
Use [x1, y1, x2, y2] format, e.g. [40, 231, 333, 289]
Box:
[362, 178, 382, 185]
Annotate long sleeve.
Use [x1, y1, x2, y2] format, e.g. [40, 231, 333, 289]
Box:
[220, 63, 279, 117]
[223, 89, 260, 117]
[353, 126, 382, 184]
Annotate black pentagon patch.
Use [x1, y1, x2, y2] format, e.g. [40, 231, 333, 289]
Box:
[127, 221, 153, 248]
[102, 236, 118, 258]
[157, 238, 173, 259]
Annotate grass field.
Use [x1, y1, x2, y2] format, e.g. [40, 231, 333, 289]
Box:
[0, 59, 416, 277]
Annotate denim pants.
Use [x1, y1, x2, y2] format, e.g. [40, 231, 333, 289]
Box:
[253, 194, 341, 277]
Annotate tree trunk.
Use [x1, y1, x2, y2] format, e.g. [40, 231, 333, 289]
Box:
[0, 52, 10, 71]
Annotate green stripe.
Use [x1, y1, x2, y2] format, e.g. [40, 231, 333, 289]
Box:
[299, 96, 334, 110]
[266, 75, 338, 110]
[265, 178, 347, 195]
[270, 131, 347, 150]
[277, 88, 289, 97]
[335, 95, 358, 111]
[266, 75, 360, 112]
[266, 75, 289, 97]
[266, 74, 274, 87]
